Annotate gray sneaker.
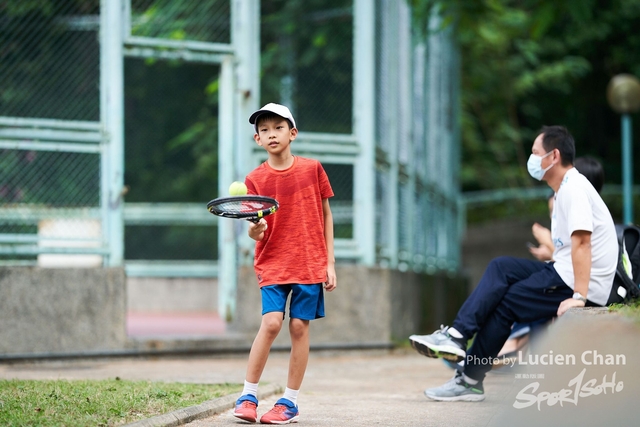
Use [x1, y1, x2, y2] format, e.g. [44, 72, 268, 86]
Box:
[424, 373, 485, 402]
[409, 325, 466, 362]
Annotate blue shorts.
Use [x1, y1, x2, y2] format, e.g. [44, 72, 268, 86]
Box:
[261, 283, 325, 320]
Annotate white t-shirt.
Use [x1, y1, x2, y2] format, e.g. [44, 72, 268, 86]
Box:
[551, 168, 618, 306]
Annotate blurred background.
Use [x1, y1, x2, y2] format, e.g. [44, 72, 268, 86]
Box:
[1, 0, 639, 342]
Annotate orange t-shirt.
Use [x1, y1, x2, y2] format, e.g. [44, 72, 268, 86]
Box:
[245, 156, 334, 287]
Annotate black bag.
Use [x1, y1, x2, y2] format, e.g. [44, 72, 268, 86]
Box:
[608, 224, 640, 304]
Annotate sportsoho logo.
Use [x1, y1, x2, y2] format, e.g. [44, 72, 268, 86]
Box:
[510, 350, 626, 410]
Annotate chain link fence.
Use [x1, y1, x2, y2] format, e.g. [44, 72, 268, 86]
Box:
[121, 0, 231, 275]
[261, 1, 353, 134]
[0, 1, 103, 266]
[1, 0, 462, 274]
[259, 0, 357, 252]
[123, 58, 219, 265]
[0, 2, 100, 121]
[130, 0, 230, 43]
[259, 0, 461, 271]
[374, 0, 460, 271]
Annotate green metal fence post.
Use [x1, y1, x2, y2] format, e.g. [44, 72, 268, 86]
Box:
[218, 56, 237, 321]
[607, 74, 640, 225]
[353, 0, 376, 266]
[622, 113, 634, 224]
[100, 0, 125, 266]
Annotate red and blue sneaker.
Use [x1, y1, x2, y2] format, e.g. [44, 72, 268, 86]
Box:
[259, 398, 299, 424]
[233, 394, 258, 423]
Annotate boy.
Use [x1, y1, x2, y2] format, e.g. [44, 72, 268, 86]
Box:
[233, 103, 337, 424]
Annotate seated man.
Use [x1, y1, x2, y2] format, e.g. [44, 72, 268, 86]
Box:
[498, 156, 607, 358]
[409, 126, 618, 401]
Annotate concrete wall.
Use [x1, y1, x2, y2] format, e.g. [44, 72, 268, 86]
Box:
[230, 265, 468, 348]
[0, 264, 468, 357]
[0, 267, 126, 356]
[462, 218, 539, 289]
[127, 277, 217, 312]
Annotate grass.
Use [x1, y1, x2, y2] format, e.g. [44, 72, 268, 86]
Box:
[608, 299, 640, 322]
[0, 378, 241, 427]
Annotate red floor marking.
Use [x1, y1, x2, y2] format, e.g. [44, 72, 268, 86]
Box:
[126, 312, 226, 337]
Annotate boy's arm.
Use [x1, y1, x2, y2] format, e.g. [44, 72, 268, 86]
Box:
[244, 176, 266, 241]
[322, 198, 337, 291]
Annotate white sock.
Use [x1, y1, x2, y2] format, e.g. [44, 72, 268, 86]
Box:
[463, 373, 478, 385]
[282, 387, 299, 405]
[242, 380, 259, 398]
[447, 327, 463, 339]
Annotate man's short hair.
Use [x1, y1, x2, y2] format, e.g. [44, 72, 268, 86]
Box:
[538, 125, 575, 167]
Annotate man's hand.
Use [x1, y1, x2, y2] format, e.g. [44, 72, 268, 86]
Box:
[557, 297, 585, 316]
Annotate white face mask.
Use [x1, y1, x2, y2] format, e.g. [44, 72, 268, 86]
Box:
[527, 150, 554, 181]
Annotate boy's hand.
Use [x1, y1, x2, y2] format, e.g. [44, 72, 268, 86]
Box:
[248, 218, 267, 241]
[532, 222, 551, 245]
[529, 244, 553, 261]
[324, 264, 337, 292]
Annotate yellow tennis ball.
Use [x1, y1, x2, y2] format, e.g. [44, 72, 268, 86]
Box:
[228, 181, 248, 196]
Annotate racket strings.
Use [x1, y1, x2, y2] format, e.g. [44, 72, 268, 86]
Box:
[213, 200, 275, 214]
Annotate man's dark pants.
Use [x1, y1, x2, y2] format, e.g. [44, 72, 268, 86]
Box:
[452, 256, 573, 382]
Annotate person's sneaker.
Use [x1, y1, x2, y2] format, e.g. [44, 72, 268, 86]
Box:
[442, 358, 465, 372]
[424, 372, 485, 402]
[409, 325, 466, 362]
[233, 394, 258, 423]
[259, 398, 299, 424]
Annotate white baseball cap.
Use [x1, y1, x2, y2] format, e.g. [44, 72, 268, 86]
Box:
[249, 103, 297, 133]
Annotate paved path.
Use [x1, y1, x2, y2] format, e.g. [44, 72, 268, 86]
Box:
[1, 311, 637, 426]
[0, 349, 514, 427]
[186, 350, 515, 427]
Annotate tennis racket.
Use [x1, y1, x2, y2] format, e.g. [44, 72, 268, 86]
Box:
[207, 195, 279, 222]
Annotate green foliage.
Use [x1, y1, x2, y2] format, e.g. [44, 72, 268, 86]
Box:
[608, 299, 640, 322]
[7, 0, 640, 224]
[412, 0, 640, 193]
[124, 58, 219, 203]
[130, 0, 230, 43]
[124, 0, 353, 207]
[123, 55, 219, 259]
[125, 225, 218, 259]
[4, 1, 54, 15]
[466, 198, 550, 225]
[0, 0, 100, 121]
[0, 379, 241, 427]
[260, 0, 353, 133]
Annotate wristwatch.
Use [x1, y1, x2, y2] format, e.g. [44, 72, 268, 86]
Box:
[572, 292, 587, 303]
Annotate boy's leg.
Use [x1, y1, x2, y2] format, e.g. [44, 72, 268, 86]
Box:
[235, 285, 290, 423]
[284, 283, 323, 391]
[234, 312, 283, 423]
[287, 317, 310, 391]
[244, 284, 291, 383]
[260, 284, 321, 424]
[245, 311, 284, 383]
